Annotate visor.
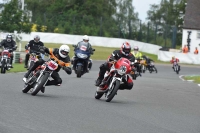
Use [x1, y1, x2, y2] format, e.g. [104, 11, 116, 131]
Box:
[61, 50, 68, 55]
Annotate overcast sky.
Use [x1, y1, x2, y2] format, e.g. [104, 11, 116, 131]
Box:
[132, 0, 161, 22]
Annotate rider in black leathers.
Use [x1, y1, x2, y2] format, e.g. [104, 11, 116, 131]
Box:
[95, 42, 136, 91]
[24, 35, 44, 68]
[0, 34, 17, 68]
[23, 45, 72, 93]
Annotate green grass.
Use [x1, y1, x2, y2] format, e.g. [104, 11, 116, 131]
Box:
[8, 63, 26, 73]
[183, 75, 200, 83]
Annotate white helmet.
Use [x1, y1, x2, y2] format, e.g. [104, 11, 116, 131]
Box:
[82, 35, 89, 41]
[34, 35, 40, 43]
[59, 45, 70, 58]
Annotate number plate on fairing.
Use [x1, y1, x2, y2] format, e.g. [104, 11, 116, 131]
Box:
[47, 60, 58, 70]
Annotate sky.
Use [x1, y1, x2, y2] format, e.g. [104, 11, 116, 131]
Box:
[132, 0, 161, 22]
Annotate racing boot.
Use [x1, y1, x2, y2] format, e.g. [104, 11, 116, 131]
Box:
[95, 77, 103, 86]
[23, 69, 32, 82]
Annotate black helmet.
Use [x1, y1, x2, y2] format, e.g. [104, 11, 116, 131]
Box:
[6, 34, 12, 42]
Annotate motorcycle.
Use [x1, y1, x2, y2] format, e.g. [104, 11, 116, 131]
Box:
[22, 58, 60, 96]
[133, 58, 142, 76]
[72, 43, 95, 78]
[0, 48, 12, 74]
[140, 59, 147, 73]
[94, 57, 135, 102]
[148, 61, 157, 73]
[173, 62, 180, 74]
[27, 51, 41, 70]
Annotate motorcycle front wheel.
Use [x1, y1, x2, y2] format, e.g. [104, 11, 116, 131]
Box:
[31, 73, 49, 96]
[153, 66, 158, 73]
[76, 65, 82, 78]
[1, 59, 6, 74]
[105, 80, 120, 102]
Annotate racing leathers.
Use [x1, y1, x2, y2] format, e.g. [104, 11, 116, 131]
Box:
[170, 58, 180, 70]
[24, 40, 44, 68]
[95, 50, 135, 90]
[24, 47, 72, 88]
[0, 39, 17, 67]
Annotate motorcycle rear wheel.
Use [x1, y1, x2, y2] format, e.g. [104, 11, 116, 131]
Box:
[22, 84, 32, 93]
[105, 80, 120, 102]
[94, 91, 104, 99]
[31, 73, 49, 96]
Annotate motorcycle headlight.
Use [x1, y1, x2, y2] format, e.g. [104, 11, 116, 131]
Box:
[77, 53, 88, 59]
[117, 65, 127, 75]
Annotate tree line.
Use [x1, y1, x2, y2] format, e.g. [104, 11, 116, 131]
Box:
[0, 0, 186, 47]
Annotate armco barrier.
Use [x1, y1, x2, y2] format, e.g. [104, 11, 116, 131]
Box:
[19, 32, 162, 55]
[158, 50, 200, 64]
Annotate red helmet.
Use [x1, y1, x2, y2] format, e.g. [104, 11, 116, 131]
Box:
[121, 42, 131, 56]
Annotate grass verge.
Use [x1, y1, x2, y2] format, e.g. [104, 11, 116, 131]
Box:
[8, 63, 26, 73]
[183, 75, 200, 83]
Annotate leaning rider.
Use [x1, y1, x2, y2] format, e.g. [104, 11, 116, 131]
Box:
[23, 45, 72, 93]
[95, 42, 136, 92]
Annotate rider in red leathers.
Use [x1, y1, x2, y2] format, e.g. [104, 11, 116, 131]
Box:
[95, 42, 136, 92]
[170, 56, 180, 70]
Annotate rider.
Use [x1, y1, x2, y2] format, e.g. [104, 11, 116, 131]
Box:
[23, 45, 72, 93]
[170, 56, 180, 70]
[95, 42, 135, 92]
[142, 55, 154, 70]
[0, 34, 17, 68]
[72, 35, 94, 72]
[24, 35, 44, 68]
[131, 46, 142, 75]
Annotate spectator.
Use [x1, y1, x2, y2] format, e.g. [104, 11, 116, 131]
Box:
[182, 45, 188, 53]
[194, 47, 198, 54]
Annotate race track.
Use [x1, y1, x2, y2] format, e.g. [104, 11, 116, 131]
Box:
[0, 61, 200, 133]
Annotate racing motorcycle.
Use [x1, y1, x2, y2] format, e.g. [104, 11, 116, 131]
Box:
[22, 58, 59, 96]
[173, 61, 180, 74]
[72, 43, 95, 78]
[27, 51, 41, 70]
[0, 48, 12, 73]
[148, 61, 157, 73]
[94, 57, 135, 102]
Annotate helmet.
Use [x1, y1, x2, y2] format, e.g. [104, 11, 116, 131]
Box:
[34, 35, 40, 43]
[82, 35, 89, 42]
[133, 46, 139, 51]
[172, 56, 175, 59]
[121, 42, 131, 56]
[6, 34, 12, 42]
[59, 45, 70, 58]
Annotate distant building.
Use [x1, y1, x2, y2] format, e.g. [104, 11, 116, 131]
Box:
[182, 0, 200, 53]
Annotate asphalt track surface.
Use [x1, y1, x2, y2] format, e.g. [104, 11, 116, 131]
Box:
[0, 61, 200, 133]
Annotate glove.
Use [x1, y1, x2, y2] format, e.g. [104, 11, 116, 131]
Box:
[63, 67, 72, 74]
[39, 46, 45, 54]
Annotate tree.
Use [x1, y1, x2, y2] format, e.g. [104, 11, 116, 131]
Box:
[146, 0, 186, 47]
[0, 0, 31, 33]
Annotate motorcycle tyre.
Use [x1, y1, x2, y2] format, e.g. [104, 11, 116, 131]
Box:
[1, 59, 6, 74]
[95, 91, 104, 99]
[77, 65, 82, 78]
[31, 73, 49, 96]
[106, 80, 120, 102]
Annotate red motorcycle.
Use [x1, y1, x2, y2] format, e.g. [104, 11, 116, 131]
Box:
[0, 48, 12, 73]
[95, 57, 135, 102]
